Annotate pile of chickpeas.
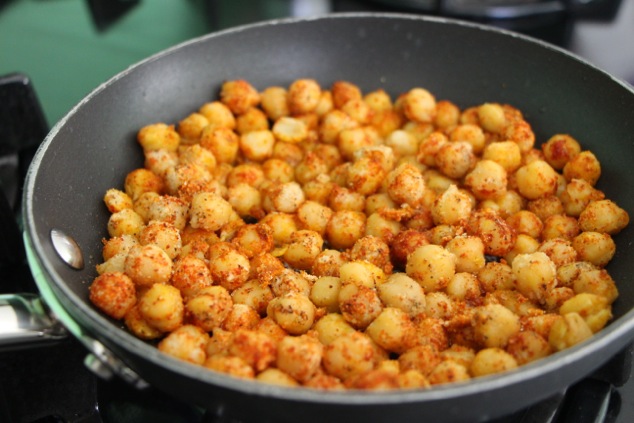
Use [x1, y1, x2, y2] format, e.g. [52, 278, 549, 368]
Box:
[89, 78, 629, 390]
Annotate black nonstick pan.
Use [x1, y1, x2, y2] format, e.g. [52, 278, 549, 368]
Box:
[17, 12, 634, 423]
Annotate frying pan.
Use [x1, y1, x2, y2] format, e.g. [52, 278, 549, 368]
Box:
[14, 12, 634, 423]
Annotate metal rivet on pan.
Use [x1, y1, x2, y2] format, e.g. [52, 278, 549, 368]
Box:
[50, 228, 85, 270]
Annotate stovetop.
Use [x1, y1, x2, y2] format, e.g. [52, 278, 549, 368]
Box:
[1, 1, 634, 422]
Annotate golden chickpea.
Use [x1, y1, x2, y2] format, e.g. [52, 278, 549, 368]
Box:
[402, 87, 436, 123]
[515, 160, 559, 200]
[559, 178, 605, 217]
[338, 283, 383, 329]
[473, 303, 520, 348]
[572, 268, 618, 304]
[541, 214, 580, 241]
[204, 355, 254, 380]
[186, 285, 233, 332]
[428, 361, 471, 385]
[229, 329, 277, 372]
[322, 331, 382, 381]
[483, 141, 522, 173]
[199, 101, 236, 130]
[170, 255, 212, 299]
[158, 325, 209, 365]
[124, 244, 173, 287]
[450, 124, 486, 154]
[260, 86, 289, 120]
[137, 123, 180, 152]
[512, 252, 557, 304]
[572, 231, 616, 267]
[541, 134, 581, 170]
[445, 236, 486, 274]
[325, 210, 366, 250]
[267, 292, 316, 335]
[563, 151, 601, 186]
[260, 212, 298, 246]
[220, 80, 260, 115]
[578, 199, 629, 235]
[207, 242, 250, 291]
[262, 181, 305, 213]
[548, 312, 593, 351]
[313, 313, 355, 345]
[231, 223, 274, 258]
[124, 305, 163, 340]
[311, 249, 345, 277]
[288, 79, 322, 115]
[538, 238, 577, 268]
[434, 100, 460, 129]
[138, 283, 184, 332]
[506, 331, 552, 365]
[377, 273, 426, 317]
[283, 229, 324, 270]
[478, 262, 515, 292]
[470, 348, 518, 377]
[477, 103, 507, 133]
[277, 335, 323, 383]
[231, 280, 274, 315]
[107, 208, 145, 238]
[435, 141, 475, 179]
[89, 272, 136, 320]
[466, 209, 517, 257]
[200, 127, 240, 165]
[559, 293, 611, 333]
[385, 163, 426, 207]
[464, 159, 508, 201]
[506, 210, 543, 239]
[406, 244, 456, 292]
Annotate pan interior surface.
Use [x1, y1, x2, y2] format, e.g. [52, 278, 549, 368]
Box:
[23, 12, 634, 422]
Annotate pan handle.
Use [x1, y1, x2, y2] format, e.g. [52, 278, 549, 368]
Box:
[0, 293, 67, 349]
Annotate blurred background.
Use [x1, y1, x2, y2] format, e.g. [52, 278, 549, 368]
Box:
[0, 0, 633, 127]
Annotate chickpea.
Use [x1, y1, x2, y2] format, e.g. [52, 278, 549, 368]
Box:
[231, 280, 274, 315]
[559, 293, 611, 333]
[170, 255, 212, 300]
[199, 101, 237, 130]
[186, 286, 233, 331]
[473, 303, 520, 348]
[578, 199, 629, 235]
[138, 283, 184, 332]
[313, 313, 355, 345]
[158, 325, 209, 365]
[548, 312, 593, 351]
[137, 123, 180, 152]
[435, 141, 475, 180]
[107, 208, 145, 237]
[563, 151, 601, 186]
[473, 103, 502, 132]
[402, 87, 436, 123]
[267, 293, 316, 335]
[260, 86, 289, 120]
[541, 134, 581, 170]
[450, 124, 486, 154]
[338, 283, 383, 329]
[220, 80, 260, 115]
[515, 160, 559, 200]
[89, 272, 136, 319]
[277, 335, 323, 383]
[208, 242, 250, 291]
[322, 331, 382, 381]
[406, 244, 456, 292]
[560, 178, 605, 217]
[572, 231, 616, 267]
[464, 160, 507, 201]
[506, 331, 551, 365]
[288, 79, 321, 115]
[325, 210, 366, 250]
[229, 329, 277, 372]
[511, 252, 557, 304]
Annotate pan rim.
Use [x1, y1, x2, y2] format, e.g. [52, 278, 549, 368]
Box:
[22, 11, 634, 409]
